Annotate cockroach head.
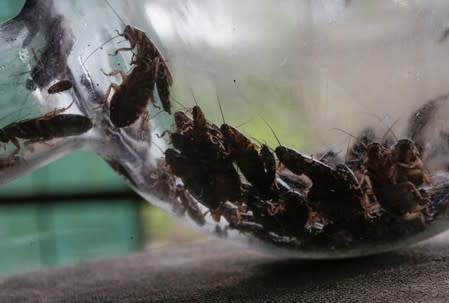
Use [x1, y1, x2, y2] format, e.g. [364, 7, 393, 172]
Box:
[174, 111, 190, 127]
[367, 142, 383, 159]
[220, 123, 233, 138]
[394, 139, 415, 151]
[122, 25, 134, 42]
[393, 138, 418, 158]
[275, 146, 288, 160]
[192, 105, 204, 118]
[164, 148, 178, 163]
[261, 144, 271, 153]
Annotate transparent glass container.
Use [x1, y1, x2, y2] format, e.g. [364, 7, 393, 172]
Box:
[1, 0, 449, 258]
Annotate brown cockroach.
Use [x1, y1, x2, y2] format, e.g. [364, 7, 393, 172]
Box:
[149, 159, 206, 226]
[101, 62, 156, 129]
[154, 58, 172, 114]
[174, 111, 193, 133]
[329, 128, 381, 218]
[267, 122, 366, 224]
[392, 139, 432, 186]
[374, 182, 429, 220]
[0, 104, 92, 158]
[47, 79, 73, 94]
[165, 148, 241, 210]
[103, 0, 173, 114]
[170, 105, 227, 160]
[156, 111, 193, 139]
[217, 102, 276, 194]
[362, 141, 430, 218]
[363, 142, 395, 187]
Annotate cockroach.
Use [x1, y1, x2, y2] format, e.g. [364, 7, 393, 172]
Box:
[148, 159, 206, 226]
[164, 148, 205, 202]
[0, 109, 92, 158]
[101, 62, 157, 129]
[217, 101, 276, 194]
[156, 110, 194, 139]
[363, 142, 395, 187]
[244, 184, 310, 237]
[374, 182, 429, 218]
[244, 191, 284, 234]
[154, 58, 172, 114]
[165, 148, 241, 210]
[267, 122, 365, 223]
[276, 190, 310, 236]
[103, 0, 173, 114]
[325, 128, 381, 218]
[170, 106, 227, 161]
[174, 111, 193, 134]
[47, 79, 72, 94]
[276, 165, 312, 193]
[149, 159, 178, 199]
[392, 139, 432, 186]
[362, 140, 430, 219]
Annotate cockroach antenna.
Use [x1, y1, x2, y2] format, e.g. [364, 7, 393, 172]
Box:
[381, 118, 400, 142]
[103, 0, 127, 27]
[263, 118, 282, 146]
[83, 0, 127, 65]
[249, 134, 272, 150]
[171, 97, 188, 111]
[150, 110, 165, 120]
[216, 94, 226, 125]
[82, 35, 121, 65]
[151, 140, 166, 155]
[360, 111, 399, 141]
[189, 87, 199, 106]
[330, 128, 358, 141]
[329, 128, 368, 149]
[234, 118, 252, 129]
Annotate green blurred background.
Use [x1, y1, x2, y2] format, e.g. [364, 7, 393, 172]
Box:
[0, 1, 202, 277]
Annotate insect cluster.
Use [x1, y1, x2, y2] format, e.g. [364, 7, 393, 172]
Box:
[103, 22, 448, 250]
[4, 0, 449, 254]
[150, 96, 449, 251]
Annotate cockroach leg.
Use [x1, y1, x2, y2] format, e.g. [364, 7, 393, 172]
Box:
[40, 100, 75, 120]
[99, 83, 121, 108]
[8, 137, 21, 160]
[24, 138, 54, 152]
[140, 110, 150, 139]
[101, 68, 128, 81]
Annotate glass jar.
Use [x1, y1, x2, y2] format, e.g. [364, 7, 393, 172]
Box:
[1, 0, 449, 258]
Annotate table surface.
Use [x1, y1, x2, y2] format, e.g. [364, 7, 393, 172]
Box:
[2, 233, 449, 303]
